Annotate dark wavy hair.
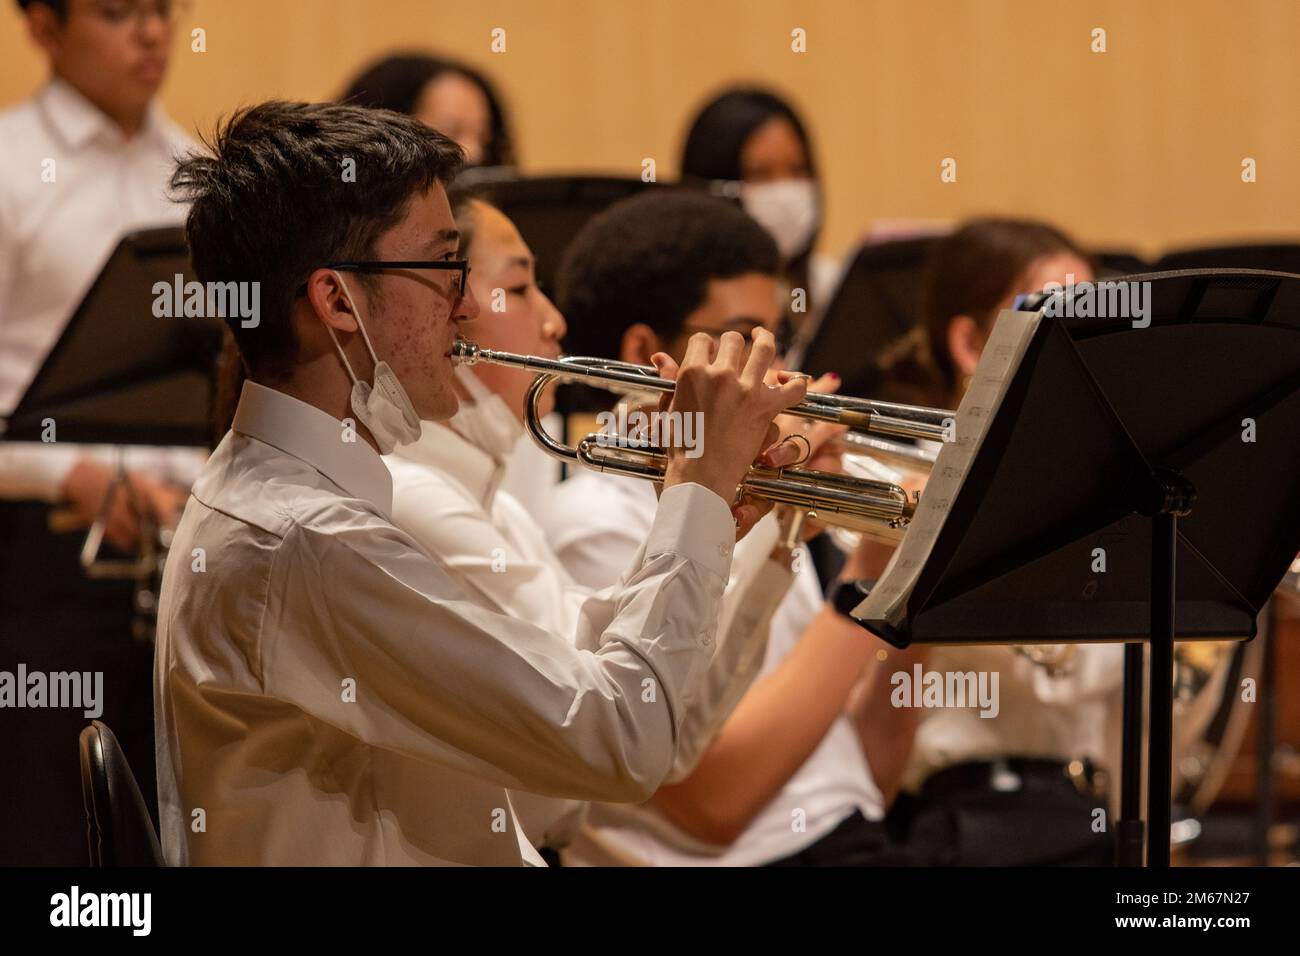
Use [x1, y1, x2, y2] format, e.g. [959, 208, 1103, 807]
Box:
[556, 191, 779, 362]
[880, 217, 1090, 408]
[14, 0, 65, 15]
[340, 53, 516, 168]
[177, 101, 463, 439]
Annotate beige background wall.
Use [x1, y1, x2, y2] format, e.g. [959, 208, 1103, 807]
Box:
[3, 0, 1297, 259]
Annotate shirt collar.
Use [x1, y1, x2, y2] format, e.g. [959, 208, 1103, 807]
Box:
[39, 75, 173, 151]
[389, 420, 503, 511]
[232, 381, 394, 516]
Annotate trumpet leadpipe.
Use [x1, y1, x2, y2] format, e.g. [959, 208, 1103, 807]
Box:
[451, 339, 954, 443]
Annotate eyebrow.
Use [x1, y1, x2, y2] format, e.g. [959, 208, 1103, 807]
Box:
[428, 229, 461, 251]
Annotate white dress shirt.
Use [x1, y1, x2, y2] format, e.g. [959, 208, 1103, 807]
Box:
[496, 412, 563, 518]
[154, 381, 743, 866]
[0, 77, 202, 499]
[383, 419, 793, 849]
[543, 471, 885, 866]
[899, 643, 1126, 792]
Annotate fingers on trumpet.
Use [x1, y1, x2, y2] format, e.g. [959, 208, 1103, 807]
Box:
[661, 328, 806, 501]
[732, 494, 773, 541]
[771, 370, 847, 468]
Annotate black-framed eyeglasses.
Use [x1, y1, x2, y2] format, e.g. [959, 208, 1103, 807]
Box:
[297, 260, 471, 299]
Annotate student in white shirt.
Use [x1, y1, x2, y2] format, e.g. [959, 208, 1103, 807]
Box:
[874, 217, 1123, 865]
[383, 193, 823, 860]
[155, 100, 809, 865]
[0, 0, 198, 534]
[541, 192, 915, 866]
[0, 0, 199, 865]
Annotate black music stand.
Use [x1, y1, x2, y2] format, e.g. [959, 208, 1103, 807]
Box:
[1, 226, 222, 582]
[2, 226, 221, 446]
[1094, 249, 1150, 278]
[1155, 243, 1300, 275]
[798, 236, 937, 395]
[853, 269, 1300, 867]
[455, 173, 668, 298]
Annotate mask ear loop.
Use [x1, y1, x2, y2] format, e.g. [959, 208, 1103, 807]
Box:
[324, 271, 381, 384]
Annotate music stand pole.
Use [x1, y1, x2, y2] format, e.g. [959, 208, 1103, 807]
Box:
[1117, 642, 1146, 865]
[1142, 469, 1196, 867]
[1256, 601, 1278, 864]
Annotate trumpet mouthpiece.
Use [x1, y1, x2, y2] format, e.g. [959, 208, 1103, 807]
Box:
[451, 339, 479, 365]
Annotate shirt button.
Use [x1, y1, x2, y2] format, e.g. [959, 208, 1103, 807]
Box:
[701, 634, 713, 648]
[716, 543, 730, 558]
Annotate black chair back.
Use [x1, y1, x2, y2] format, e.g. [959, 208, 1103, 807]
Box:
[78, 720, 164, 866]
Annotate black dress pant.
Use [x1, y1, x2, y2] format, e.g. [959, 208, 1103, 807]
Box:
[765, 809, 914, 866]
[887, 759, 1114, 866]
[0, 502, 157, 866]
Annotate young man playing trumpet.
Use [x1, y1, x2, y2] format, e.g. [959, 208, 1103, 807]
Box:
[382, 191, 833, 859]
[154, 101, 807, 866]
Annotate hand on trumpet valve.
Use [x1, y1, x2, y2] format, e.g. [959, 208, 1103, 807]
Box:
[651, 328, 809, 540]
[769, 370, 847, 471]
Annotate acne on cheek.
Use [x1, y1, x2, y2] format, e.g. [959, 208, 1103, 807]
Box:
[386, 319, 436, 369]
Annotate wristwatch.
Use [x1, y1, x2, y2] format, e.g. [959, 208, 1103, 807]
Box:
[827, 578, 875, 619]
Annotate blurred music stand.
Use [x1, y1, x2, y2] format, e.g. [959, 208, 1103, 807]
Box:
[1094, 249, 1151, 278]
[456, 173, 669, 298]
[853, 269, 1300, 867]
[1, 226, 222, 585]
[798, 242, 1157, 394]
[797, 236, 937, 396]
[1155, 242, 1300, 275]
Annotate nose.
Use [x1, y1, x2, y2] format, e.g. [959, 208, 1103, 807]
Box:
[455, 282, 481, 323]
[539, 291, 567, 343]
[138, 8, 171, 46]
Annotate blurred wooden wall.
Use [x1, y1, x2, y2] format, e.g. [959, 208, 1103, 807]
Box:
[3, 0, 1297, 259]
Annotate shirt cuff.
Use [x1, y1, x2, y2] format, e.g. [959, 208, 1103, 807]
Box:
[0, 442, 80, 502]
[645, 482, 735, 583]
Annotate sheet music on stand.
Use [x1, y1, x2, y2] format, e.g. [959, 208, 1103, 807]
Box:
[855, 307, 1042, 629]
[841, 269, 1300, 866]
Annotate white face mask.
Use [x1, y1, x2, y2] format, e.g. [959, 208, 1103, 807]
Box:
[325, 272, 423, 455]
[450, 364, 523, 461]
[740, 178, 820, 262]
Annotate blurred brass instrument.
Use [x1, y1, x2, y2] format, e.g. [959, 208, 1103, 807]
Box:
[841, 429, 939, 472]
[452, 339, 954, 540]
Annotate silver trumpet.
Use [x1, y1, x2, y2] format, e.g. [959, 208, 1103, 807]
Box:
[840, 430, 939, 473]
[452, 339, 953, 540]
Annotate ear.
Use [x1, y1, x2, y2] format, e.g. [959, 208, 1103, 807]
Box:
[620, 323, 661, 365]
[26, 5, 61, 55]
[304, 269, 360, 335]
[946, 314, 984, 376]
